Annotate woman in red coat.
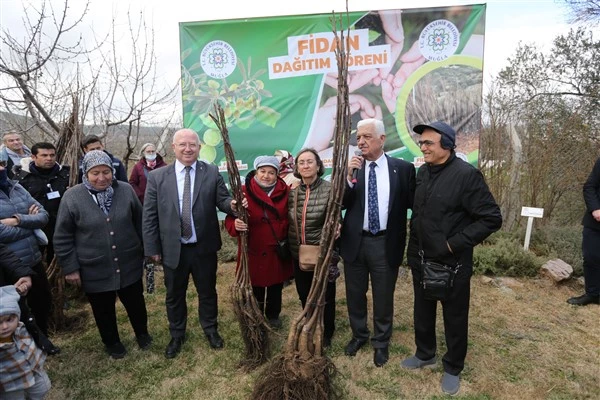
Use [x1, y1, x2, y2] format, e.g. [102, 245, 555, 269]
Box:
[225, 156, 293, 329]
[129, 143, 167, 204]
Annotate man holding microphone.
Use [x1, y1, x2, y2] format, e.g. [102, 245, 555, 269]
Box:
[340, 118, 415, 367]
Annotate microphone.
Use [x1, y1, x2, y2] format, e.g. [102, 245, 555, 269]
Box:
[351, 149, 362, 184]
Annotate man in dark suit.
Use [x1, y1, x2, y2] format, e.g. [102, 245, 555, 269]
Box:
[567, 156, 600, 306]
[340, 118, 416, 367]
[142, 128, 236, 358]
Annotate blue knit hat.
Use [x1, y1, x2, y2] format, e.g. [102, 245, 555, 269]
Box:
[0, 285, 21, 318]
[254, 155, 280, 173]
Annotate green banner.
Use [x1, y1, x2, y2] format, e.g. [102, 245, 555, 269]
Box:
[179, 5, 486, 174]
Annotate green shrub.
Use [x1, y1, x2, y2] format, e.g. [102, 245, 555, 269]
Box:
[473, 234, 542, 277]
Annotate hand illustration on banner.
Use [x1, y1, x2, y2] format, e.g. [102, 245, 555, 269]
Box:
[323, 9, 425, 115]
[381, 41, 426, 114]
[304, 94, 382, 160]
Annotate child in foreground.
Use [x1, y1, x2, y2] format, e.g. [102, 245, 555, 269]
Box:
[0, 285, 51, 399]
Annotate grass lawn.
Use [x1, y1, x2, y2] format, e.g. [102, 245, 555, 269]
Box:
[45, 262, 599, 399]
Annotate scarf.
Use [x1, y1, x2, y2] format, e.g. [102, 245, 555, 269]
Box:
[254, 175, 276, 195]
[146, 159, 157, 169]
[81, 150, 115, 215]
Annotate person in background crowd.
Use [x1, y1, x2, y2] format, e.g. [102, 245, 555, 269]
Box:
[0, 158, 57, 353]
[129, 143, 167, 204]
[567, 156, 600, 306]
[341, 118, 415, 367]
[1, 132, 32, 179]
[225, 156, 293, 329]
[0, 285, 51, 400]
[77, 135, 127, 183]
[143, 129, 239, 359]
[128, 142, 167, 293]
[274, 149, 301, 188]
[54, 150, 151, 359]
[287, 148, 338, 347]
[15, 142, 70, 265]
[401, 121, 501, 396]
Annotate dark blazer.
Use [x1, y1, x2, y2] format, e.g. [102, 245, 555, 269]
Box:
[142, 160, 233, 269]
[340, 155, 416, 268]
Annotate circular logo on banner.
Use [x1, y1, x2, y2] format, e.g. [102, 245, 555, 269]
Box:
[200, 40, 237, 79]
[418, 20, 460, 62]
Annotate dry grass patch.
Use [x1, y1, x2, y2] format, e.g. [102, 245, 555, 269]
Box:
[45, 263, 599, 399]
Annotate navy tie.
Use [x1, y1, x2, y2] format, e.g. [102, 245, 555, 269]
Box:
[181, 166, 192, 240]
[368, 162, 380, 235]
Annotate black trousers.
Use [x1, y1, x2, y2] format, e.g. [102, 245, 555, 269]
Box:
[293, 260, 336, 339]
[582, 227, 600, 297]
[27, 262, 53, 335]
[86, 279, 148, 346]
[253, 284, 283, 320]
[410, 263, 472, 376]
[344, 235, 399, 348]
[163, 245, 218, 338]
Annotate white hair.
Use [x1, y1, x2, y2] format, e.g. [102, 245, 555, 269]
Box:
[357, 119, 385, 137]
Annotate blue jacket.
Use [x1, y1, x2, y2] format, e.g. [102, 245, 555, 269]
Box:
[0, 181, 49, 268]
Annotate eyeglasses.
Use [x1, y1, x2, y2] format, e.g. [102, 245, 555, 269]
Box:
[297, 160, 316, 167]
[417, 140, 440, 148]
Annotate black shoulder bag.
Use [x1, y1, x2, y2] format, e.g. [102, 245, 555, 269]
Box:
[417, 168, 460, 302]
[263, 209, 291, 260]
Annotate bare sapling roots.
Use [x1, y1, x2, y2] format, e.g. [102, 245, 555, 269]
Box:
[251, 8, 352, 400]
[210, 105, 270, 371]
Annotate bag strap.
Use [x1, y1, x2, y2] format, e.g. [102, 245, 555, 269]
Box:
[263, 208, 282, 243]
[292, 188, 304, 245]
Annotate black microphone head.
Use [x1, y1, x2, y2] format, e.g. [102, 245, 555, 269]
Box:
[354, 149, 362, 156]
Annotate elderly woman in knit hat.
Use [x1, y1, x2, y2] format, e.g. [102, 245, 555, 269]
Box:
[129, 143, 167, 204]
[225, 155, 293, 329]
[54, 150, 152, 359]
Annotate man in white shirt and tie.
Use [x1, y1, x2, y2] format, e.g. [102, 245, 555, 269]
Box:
[143, 129, 238, 358]
[340, 118, 416, 367]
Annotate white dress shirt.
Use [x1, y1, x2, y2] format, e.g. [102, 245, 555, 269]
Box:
[362, 152, 389, 232]
[175, 159, 198, 243]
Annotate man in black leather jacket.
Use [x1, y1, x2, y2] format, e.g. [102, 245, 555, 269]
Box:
[401, 121, 501, 396]
[15, 142, 70, 264]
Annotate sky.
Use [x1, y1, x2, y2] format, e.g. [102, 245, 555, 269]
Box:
[0, 0, 575, 121]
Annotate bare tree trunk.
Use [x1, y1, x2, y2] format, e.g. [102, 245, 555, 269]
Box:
[156, 127, 171, 155]
[503, 123, 522, 231]
[49, 93, 83, 330]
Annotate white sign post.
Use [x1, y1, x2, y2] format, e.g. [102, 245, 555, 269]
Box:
[521, 207, 544, 250]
